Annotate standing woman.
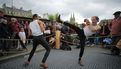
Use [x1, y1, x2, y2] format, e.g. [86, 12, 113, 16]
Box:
[57, 15, 101, 66]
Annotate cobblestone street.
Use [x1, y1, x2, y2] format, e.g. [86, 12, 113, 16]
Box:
[0, 46, 121, 69]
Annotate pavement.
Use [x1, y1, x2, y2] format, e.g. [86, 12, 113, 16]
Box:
[0, 45, 121, 69]
[0, 43, 45, 62]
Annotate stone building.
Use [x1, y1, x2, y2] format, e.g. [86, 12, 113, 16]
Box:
[0, 3, 32, 17]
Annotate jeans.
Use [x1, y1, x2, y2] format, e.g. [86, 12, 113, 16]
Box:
[28, 35, 51, 63]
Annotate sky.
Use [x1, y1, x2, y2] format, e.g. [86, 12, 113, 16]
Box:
[0, 0, 121, 24]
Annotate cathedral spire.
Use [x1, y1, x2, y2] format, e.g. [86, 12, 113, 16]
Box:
[71, 13, 73, 19]
[73, 13, 75, 21]
[70, 12, 75, 24]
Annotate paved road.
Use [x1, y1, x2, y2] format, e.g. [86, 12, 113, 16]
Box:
[0, 46, 121, 69]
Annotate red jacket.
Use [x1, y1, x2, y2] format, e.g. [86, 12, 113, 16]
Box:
[108, 17, 121, 35]
[8, 22, 20, 34]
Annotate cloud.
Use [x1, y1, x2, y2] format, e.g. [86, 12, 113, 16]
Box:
[0, 0, 121, 23]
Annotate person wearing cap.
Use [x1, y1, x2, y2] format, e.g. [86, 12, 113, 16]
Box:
[108, 11, 121, 55]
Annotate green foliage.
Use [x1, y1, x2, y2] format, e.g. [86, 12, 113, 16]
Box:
[55, 13, 59, 21]
[0, 9, 4, 14]
[105, 20, 108, 24]
[27, 14, 33, 18]
[48, 13, 59, 21]
[48, 14, 54, 21]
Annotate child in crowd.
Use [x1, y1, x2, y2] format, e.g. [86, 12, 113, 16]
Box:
[17, 28, 26, 50]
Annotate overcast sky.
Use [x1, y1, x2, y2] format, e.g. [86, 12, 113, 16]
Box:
[0, 0, 121, 24]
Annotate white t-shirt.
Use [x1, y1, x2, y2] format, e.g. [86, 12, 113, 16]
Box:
[83, 24, 97, 38]
[29, 20, 43, 36]
[19, 32, 26, 43]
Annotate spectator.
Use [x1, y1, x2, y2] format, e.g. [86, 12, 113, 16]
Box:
[8, 18, 27, 50]
[99, 22, 110, 44]
[51, 21, 56, 34]
[0, 12, 4, 52]
[108, 11, 121, 55]
[55, 22, 62, 30]
[61, 24, 69, 34]
[27, 21, 33, 44]
[44, 23, 53, 42]
[45, 23, 49, 30]
[24, 21, 29, 45]
[0, 19, 11, 51]
[17, 28, 26, 50]
[83, 17, 101, 47]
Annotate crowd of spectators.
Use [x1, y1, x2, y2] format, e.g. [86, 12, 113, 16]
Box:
[0, 11, 121, 56]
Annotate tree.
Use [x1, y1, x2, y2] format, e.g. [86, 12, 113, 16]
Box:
[48, 13, 59, 21]
[48, 14, 54, 21]
[0, 9, 4, 14]
[54, 13, 59, 21]
[105, 20, 108, 25]
[27, 14, 33, 18]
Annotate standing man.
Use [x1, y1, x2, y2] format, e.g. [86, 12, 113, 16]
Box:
[24, 14, 51, 68]
[108, 11, 121, 55]
[0, 19, 11, 51]
[99, 22, 110, 44]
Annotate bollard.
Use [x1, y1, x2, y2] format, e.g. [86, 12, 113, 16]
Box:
[56, 30, 61, 49]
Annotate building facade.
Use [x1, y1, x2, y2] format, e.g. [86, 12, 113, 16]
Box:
[0, 3, 32, 17]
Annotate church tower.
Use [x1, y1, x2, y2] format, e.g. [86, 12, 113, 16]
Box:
[70, 13, 75, 24]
